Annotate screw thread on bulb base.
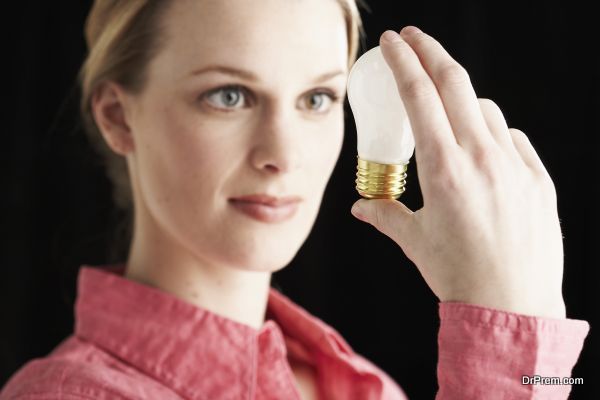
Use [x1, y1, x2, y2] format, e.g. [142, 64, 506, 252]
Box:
[355, 156, 408, 199]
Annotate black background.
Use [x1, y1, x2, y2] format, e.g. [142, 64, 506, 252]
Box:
[2, 1, 598, 399]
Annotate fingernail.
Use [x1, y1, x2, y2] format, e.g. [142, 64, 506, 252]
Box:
[351, 201, 367, 221]
[381, 30, 402, 43]
[400, 26, 422, 37]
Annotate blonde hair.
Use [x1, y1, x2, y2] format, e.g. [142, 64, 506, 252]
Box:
[79, 0, 365, 255]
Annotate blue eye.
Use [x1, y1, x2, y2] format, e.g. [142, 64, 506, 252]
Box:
[204, 86, 248, 110]
[303, 91, 339, 113]
[201, 86, 340, 113]
[308, 93, 325, 109]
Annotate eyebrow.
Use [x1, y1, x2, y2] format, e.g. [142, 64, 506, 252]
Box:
[189, 65, 346, 84]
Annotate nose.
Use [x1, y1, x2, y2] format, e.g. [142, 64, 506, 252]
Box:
[249, 107, 300, 174]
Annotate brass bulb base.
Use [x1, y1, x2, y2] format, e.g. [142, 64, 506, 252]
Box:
[355, 156, 408, 199]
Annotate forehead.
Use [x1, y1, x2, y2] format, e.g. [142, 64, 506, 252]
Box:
[154, 0, 349, 82]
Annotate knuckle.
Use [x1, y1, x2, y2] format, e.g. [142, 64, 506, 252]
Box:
[437, 63, 470, 88]
[478, 98, 500, 112]
[478, 98, 505, 121]
[429, 146, 454, 171]
[526, 170, 557, 204]
[401, 78, 436, 99]
[509, 128, 526, 139]
[472, 145, 498, 168]
[538, 171, 557, 198]
[436, 63, 470, 87]
[437, 171, 462, 194]
[430, 155, 462, 191]
[470, 145, 502, 182]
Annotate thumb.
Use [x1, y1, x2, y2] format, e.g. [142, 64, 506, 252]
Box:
[351, 199, 415, 247]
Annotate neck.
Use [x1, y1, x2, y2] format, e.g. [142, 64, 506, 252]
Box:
[124, 204, 272, 330]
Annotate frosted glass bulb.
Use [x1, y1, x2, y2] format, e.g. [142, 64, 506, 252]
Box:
[347, 46, 415, 199]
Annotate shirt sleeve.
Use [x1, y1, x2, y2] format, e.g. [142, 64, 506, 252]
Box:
[435, 302, 590, 400]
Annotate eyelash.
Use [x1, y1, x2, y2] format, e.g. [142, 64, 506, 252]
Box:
[200, 84, 342, 113]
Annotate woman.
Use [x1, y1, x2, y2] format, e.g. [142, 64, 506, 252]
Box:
[1, 0, 589, 399]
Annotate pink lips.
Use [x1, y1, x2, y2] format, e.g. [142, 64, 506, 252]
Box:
[229, 194, 301, 223]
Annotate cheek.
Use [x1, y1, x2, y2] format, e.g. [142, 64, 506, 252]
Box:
[132, 102, 242, 223]
[310, 113, 345, 177]
[299, 114, 344, 214]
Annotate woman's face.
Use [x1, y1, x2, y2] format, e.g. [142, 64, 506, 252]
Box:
[124, 0, 349, 272]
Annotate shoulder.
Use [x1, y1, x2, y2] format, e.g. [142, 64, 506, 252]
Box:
[1, 357, 131, 400]
[0, 337, 180, 400]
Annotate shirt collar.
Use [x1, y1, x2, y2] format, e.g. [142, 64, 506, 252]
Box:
[74, 264, 353, 400]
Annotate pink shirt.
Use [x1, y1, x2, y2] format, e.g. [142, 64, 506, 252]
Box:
[1, 265, 589, 399]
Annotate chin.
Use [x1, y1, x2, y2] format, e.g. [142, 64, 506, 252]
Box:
[241, 249, 299, 273]
[210, 206, 317, 272]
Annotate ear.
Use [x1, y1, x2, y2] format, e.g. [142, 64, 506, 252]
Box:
[91, 82, 135, 155]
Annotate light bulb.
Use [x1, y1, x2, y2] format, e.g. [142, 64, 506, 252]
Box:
[347, 46, 415, 199]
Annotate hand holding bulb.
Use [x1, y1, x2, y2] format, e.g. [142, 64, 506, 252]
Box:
[349, 26, 566, 319]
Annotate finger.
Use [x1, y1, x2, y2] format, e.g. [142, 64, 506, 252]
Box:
[351, 199, 415, 248]
[478, 98, 517, 153]
[379, 30, 458, 166]
[398, 26, 494, 152]
[509, 128, 547, 174]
